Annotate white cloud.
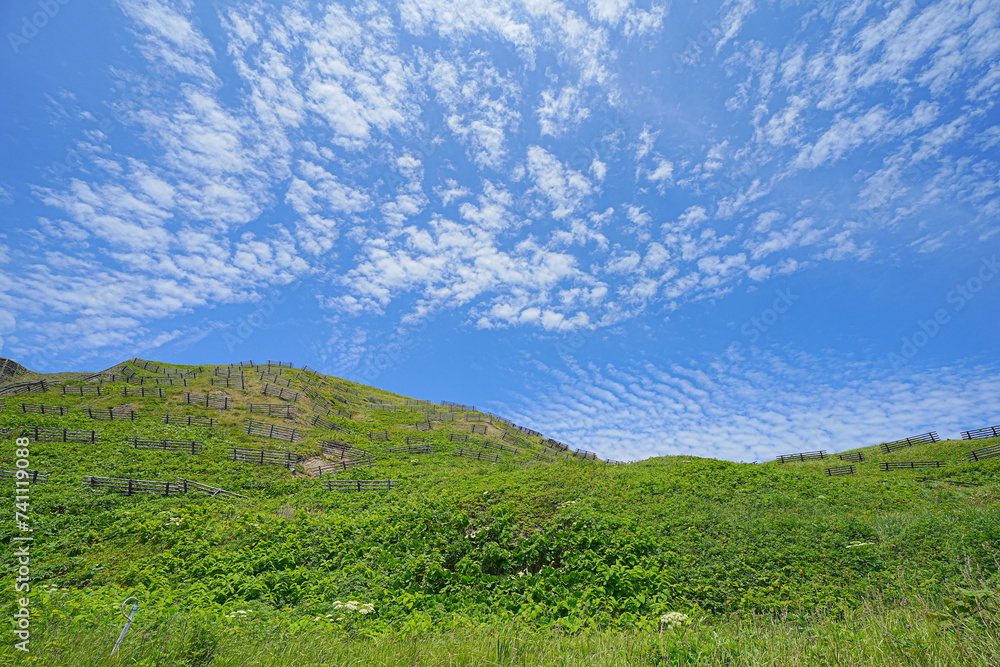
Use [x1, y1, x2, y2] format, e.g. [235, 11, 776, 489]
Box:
[526, 145, 593, 219]
[501, 353, 1000, 463]
[537, 86, 591, 136]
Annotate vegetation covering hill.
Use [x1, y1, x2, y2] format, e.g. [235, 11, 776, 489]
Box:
[0, 358, 998, 666]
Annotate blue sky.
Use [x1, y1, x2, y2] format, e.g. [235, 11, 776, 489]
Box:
[1, 0, 998, 462]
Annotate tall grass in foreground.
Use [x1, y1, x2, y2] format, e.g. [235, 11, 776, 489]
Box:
[7, 571, 998, 667]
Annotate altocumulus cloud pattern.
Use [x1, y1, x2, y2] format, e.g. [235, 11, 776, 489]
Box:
[0, 0, 998, 462]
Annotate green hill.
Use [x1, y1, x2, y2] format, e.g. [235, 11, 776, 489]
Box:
[1, 358, 998, 666]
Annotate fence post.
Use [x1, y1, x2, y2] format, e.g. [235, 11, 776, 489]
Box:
[127, 479, 133, 496]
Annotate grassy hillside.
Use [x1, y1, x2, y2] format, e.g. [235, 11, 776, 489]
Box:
[1, 358, 998, 666]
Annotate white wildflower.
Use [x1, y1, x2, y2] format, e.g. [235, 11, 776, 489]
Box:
[659, 612, 690, 631]
[847, 542, 874, 548]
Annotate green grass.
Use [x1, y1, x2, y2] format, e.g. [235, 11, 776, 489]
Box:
[1, 357, 998, 665]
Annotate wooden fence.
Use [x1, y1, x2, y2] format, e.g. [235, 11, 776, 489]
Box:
[320, 440, 368, 458]
[776, 451, 827, 463]
[122, 386, 165, 398]
[210, 377, 246, 390]
[323, 479, 398, 492]
[244, 419, 302, 442]
[470, 424, 488, 434]
[162, 414, 216, 428]
[571, 449, 599, 461]
[314, 457, 374, 473]
[0, 357, 30, 381]
[83, 476, 186, 496]
[259, 373, 292, 387]
[184, 392, 231, 410]
[824, 465, 856, 476]
[367, 430, 390, 442]
[442, 400, 474, 410]
[477, 441, 519, 455]
[230, 447, 301, 469]
[454, 448, 500, 463]
[80, 407, 138, 421]
[129, 437, 203, 455]
[544, 438, 569, 451]
[250, 403, 295, 419]
[129, 377, 188, 386]
[388, 443, 434, 455]
[878, 461, 945, 471]
[414, 421, 433, 431]
[967, 443, 1000, 462]
[502, 430, 529, 447]
[0, 466, 48, 483]
[0, 380, 53, 396]
[406, 435, 432, 444]
[311, 415, 350, 433]
[916, 477, 982, 488]
[961, 425, 1000, 440]
[177, 478, 247, 499]
[262, 383, 300, 402]
[837, 451, 865, 462]
[449, 433, 470, 443]
[881, 432, 939, 454]
[62, 385, 103, 396]
[20, 403, 71, 415]
[26, 426, 100, 443]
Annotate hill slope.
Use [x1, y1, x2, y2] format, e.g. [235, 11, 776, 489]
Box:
[1, 358, 998, 665]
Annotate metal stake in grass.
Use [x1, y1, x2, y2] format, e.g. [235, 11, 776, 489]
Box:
[111, 596, 140, 656]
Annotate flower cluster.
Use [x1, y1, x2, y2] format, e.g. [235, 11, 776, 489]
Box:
[659, 612, 691, 631]
[558, 500, 578, 509]
[331, 600, 374, 614]
[846, 541, 874, 548]
[225, 609, 252, 619]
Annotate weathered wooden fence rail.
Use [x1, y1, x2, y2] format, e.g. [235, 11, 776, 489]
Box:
[454, 448, 500, 463]
[388, 443, 434, 455]
[824, 465, 856, 476]
[262, 383, 300, 402]
[878, 461, 945, 471]
[83, 476, 186, 496]
[961, 425, 1000, 440]
[80, 407, 138, 421]
[0, 466, 48, 483]
[230, 447, 301, 469]
[967, 443, 1000, 462]
[26, 427, 100, 443]
[881, 432, 938, 454]
[122, 386, 165, 398]
[776, 451, 827, 463]
[184, 392, 231, 410]
[20, 403, 71, 415]
[62, 385, 103, 396]
[162, 414, 216, 428]
[323, 479, 398, 492]
[244, 419, 302, 442]
[250, 403, 295, 418]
